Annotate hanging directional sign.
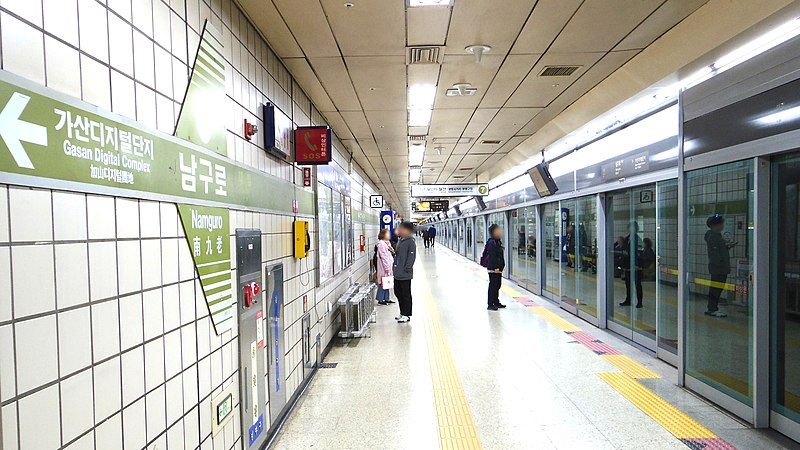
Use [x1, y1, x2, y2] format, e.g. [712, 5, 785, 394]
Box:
[411, 183, 489, 197]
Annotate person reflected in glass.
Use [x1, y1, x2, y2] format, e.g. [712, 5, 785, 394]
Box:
[564, 224, 576, 268]
[577, 223, 590, 272]
[705, 214, 735, 318]
[620, 222, 643, 308]
[483, 224, 507, 311]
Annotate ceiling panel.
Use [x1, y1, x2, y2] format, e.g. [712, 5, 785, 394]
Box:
[346, 56, 407, 111]
[506, 52, 604, 108]
[479, 107, 541, 140]
[282, 57, 338, 113]
[307, 57, 362, 111]
[542, 49, 639, 123]
[273, 0, 341, 57]
[428, 109, 472, 138]
[365, 110, 407, 139]
[461, 108, 498, 138]
[340, 111, 372, 139]
[435, 54, 504, 110]
[495, 135, 530, 154]
[375, 138, 409, 156]
[321, 0, 406, 56]
[616, 0, 709, 51]
[319, 111, 353, 140]
[407, 6, 451, 46]
[549, 0, 663, 53]
[510, 0, 582, 55]
[358, 138, 381, 156]
[445, 0, 535, 55]
[479, 54, 540, 108]
[238, 0, 304, 58]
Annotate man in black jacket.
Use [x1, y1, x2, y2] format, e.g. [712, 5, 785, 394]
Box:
[483, 224, 507, 310]
[393, 221, 417, 323]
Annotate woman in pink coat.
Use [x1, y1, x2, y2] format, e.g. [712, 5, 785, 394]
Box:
[375, 228, 395, 305]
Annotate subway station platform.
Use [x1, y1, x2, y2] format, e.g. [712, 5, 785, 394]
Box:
[271, 246, 793, 450]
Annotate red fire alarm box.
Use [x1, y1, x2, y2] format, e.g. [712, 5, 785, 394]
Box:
[359, 234, 365, 252]
[294, 126, 332, 165]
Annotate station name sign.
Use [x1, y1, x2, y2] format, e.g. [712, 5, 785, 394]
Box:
[411, 183, 489, 197]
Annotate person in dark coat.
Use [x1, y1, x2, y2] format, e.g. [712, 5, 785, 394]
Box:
[393, 221, 417, 323]
[483, 224, 507, 310]
[428, 225, 437, 247]
[705, 214, 735, 317]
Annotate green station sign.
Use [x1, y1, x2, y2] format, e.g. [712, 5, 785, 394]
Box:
[0, 70, 313, 216]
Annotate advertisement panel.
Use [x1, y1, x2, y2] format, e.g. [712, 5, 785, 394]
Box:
[411, 183, 489, 197]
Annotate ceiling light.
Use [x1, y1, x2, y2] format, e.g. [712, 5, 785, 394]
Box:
[409, 142, 425, 167]
[408, 109, 432, 127]
[465, 44, 491, 63]
[409, 168, 422, 183]
[435, 146, 444, 155]
[754, 104, 800, 126]
[344, 2, 354, 8]
[408, 84, 436, 109]
[409, 0, 451, 6]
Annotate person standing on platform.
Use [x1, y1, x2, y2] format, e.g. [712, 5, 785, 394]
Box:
[482, 224, 507, 311]
[422, 228, 430, 248]
[374, 229, 395, 305]
[428, 225, 437, 247]
[393, 222, 417, 323]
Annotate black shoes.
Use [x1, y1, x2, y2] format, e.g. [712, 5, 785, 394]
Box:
[619, 300, 631, 306]
[487, 303, 506, 310]
[496, 303, 507, 308]
[378, 301, 387, 305]
[386, 300, 396, 304]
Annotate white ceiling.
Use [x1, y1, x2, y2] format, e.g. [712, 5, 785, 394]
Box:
[238, 0, 709, 217]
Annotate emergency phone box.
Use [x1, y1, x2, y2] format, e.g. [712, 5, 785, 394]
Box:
[294, 220, 310, 259]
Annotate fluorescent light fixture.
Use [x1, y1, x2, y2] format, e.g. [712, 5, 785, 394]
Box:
[408, 84, 436, 109]
[754, 104, 800, 125]
[409, 0, 451, 6]
[486, 176, 533, 201]
[409, 143, 425, 166]
[651, 147, 679, 162]
[408, 109, 433, 127]
[409, 168, 422, 183]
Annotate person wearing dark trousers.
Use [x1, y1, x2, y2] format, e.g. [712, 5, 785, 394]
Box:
[705, 214, 735, 317]
[482, 224, 506, 310]
[422, 228, 430, 248]
[393, 221, 417, 323]
[619, 222, 643, 308]
[428, 225, 437, 247]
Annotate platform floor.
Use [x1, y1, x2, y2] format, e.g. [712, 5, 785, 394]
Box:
[270, 246, 795, 450]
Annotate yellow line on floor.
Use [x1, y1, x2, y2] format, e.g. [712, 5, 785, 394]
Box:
[530, 306, 582, 332]
[602, 354, 661, 379]
[598, 372, 718, 440]
[421, 284, 482, 450]
[500, 285, 522, 298]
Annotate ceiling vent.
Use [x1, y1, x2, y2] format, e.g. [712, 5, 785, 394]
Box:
[480, 139, 502, 145]
[458, 167, 475, 171]
[540, 65, 581, 77]
[406, 46, 443, 65]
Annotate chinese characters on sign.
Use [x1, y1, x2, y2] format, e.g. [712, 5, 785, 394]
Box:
[177, 204, 234, 335]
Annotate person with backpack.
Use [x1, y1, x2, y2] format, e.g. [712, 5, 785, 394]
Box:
[373, 229, 395, 305]
[481, 224, 506, 310]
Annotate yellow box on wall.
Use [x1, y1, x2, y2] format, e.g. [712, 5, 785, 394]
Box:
[294, 220, 310, 259]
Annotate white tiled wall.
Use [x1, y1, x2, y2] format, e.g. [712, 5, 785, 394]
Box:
[0, 0, 381, 449]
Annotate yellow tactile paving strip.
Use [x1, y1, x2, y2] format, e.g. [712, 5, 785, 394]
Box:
[598, 372, 718, 440]
[530, 306, 582, 332]
[602, 354, 660, 379]
[422, 285, 482, 450]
